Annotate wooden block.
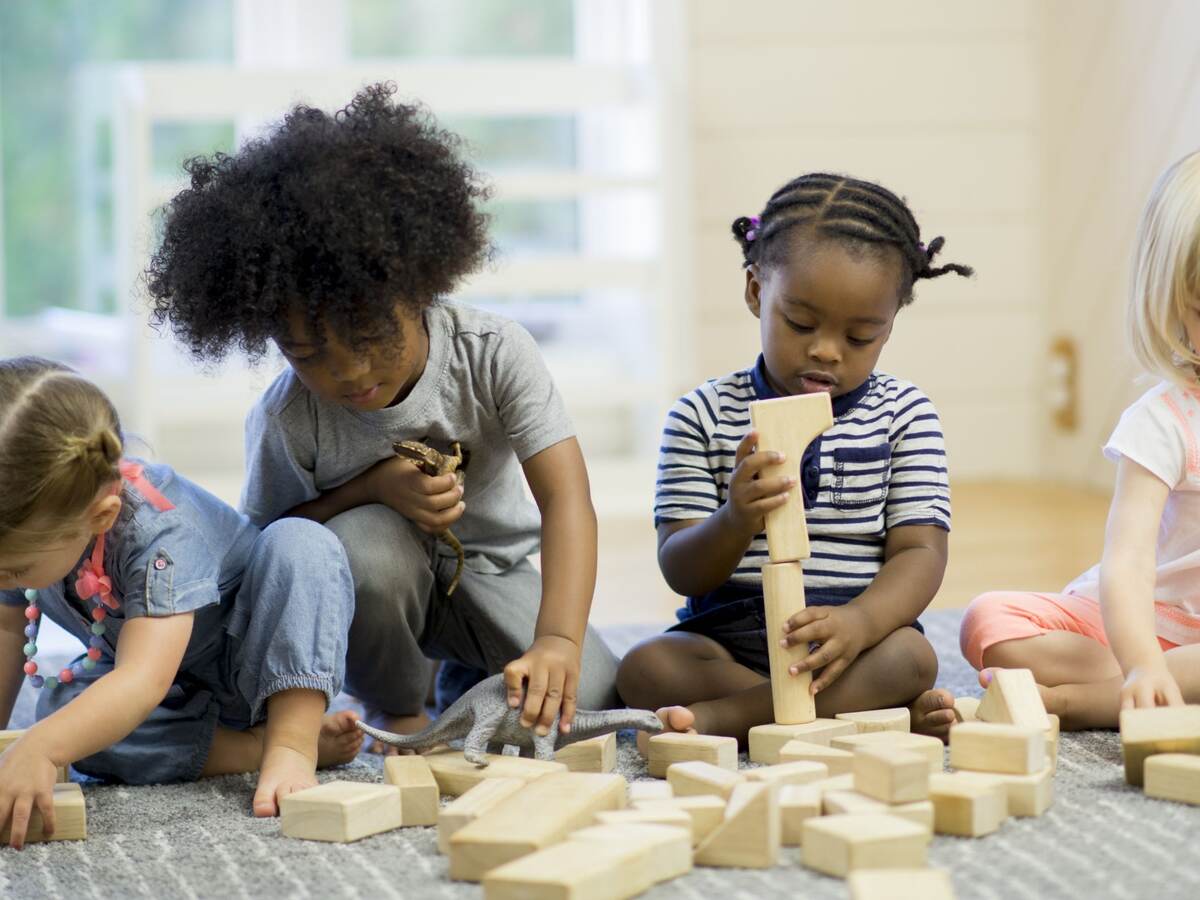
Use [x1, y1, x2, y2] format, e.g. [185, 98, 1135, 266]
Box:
[890, 799, 935, 831]
[954, 697, 981, 723]
[695, 782, 780, 868]
[383, 755, 440, 826]
[569, 823, 692, 885]
[821, 791, 933, 831]
[779, 783, 822, 846]
[749, 720, 856, 764]
[1046, 713, 1060, 774]
[279, 781, 403, 843]
[848, 868, 956, 900]
[425, 748, 567, 797]
[594, 807, 693, 843]
[745, 760, 828, 787]
[666, 760, 744, 799]
[0, 731, 67, 783]
[450, 772, 626, 881]
[802, 813, 930, 878]
[976, 668, 1050, 730]
[749, 392, 833, 561]
[963, 768, 1053, 817]
[438, 777, 525, 854]
[1145, 753, 1200, 805]
[1119, 705, 1200, 786]
[949, 722, 1045, 775]
[927, 772, 1007, 837]
[763, 561, 816, 724]
[837, 708, 911, 734]
[483, 836, 646, 900]
[646, 732, 737, 778]
[0, 782, 86, 844]
[554, 732, 616, 773]
[627, 780, 673, 803]
[779, 739, 856, 775]
[832, 732, 944, 773]
[809, 772, 857, 793]
[631, 795, 726, 844]
[854, 747, 929, 803]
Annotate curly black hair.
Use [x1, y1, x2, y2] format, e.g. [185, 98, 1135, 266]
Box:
[146, 82, 491, 361]
[731, 173, 972, 306]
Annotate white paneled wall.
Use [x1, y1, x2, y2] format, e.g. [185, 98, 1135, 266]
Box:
[684, 0, 1043, 479]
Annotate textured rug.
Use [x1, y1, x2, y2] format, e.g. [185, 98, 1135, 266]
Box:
[3, 610, 1199, 899]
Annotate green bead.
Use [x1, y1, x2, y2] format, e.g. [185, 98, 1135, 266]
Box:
[23, 588, 37, 602]
[43, 676, 58, 689]
[22, 642, 36, 656]
[91, 623, 105, 636]
[82, 658, 96, 671]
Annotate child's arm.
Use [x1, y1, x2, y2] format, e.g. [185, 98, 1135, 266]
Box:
[0, 613, 193, 848]
[285, 457, 461, 529]
[784, 524, 947, 693]
[1099, 456, 1182, 708]
[0, 604, 27, 728]
[502, 437, 596, 736]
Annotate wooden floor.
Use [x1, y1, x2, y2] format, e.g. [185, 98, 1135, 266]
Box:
[590, 481, 1111, 626]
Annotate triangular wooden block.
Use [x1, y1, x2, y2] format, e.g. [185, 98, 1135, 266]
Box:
[977, 668, 1050, 731]
[694, 782, 779, 868]
[554, 732, 617, 773]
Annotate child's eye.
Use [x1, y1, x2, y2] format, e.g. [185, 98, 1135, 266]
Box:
[784, 319, 814, 333]
[847, 336, 877, 347]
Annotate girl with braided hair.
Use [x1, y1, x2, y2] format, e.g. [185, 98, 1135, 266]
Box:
[618, 173, 973, 743]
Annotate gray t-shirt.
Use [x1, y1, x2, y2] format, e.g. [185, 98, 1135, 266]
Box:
[240, 301, 574, 574]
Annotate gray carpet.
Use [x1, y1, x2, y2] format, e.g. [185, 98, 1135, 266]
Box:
[3, 610, 1199, 899]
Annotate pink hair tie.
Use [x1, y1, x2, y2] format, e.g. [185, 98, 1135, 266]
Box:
[745, 215, 761, 242]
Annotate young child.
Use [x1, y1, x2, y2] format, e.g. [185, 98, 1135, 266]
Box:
[617, 173, 973, 743]
[960, 152, 1200, 728]
[145, 83, 620, 746]
[0, 358, 360, 847]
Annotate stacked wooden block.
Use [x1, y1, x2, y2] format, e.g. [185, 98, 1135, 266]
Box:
[1120, 704, 1200, 805]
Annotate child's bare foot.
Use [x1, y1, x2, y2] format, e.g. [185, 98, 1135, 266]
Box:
[253, 744, 318, 818]
[318, 710, 365, 767]
[637, 706, 697, 756]
[910, 689, 956, 741]
[363, 708, 432, 755]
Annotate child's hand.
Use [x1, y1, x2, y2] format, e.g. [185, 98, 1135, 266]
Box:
[1120, 663, 1184, 709]
[367, 456, 465, 533]
[503, 635, 582, 737]
[0, 737, 59, 849]
[722, 430, 797, 537]
[782, 605, 869, 694]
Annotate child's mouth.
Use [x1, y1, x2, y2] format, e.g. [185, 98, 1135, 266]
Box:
[799, 373, 837, 393]
[346, 384, 382, 404]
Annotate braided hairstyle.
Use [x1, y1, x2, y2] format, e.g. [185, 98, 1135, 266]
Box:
[732, 173, 973, 305]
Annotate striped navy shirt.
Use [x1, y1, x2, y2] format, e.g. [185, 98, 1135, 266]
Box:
[655, 356, 950, 613]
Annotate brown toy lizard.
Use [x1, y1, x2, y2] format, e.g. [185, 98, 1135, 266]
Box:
[393, 439, 467, 595]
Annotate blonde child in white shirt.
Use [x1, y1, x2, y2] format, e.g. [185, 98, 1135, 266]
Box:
[960, 151, 1200, 728]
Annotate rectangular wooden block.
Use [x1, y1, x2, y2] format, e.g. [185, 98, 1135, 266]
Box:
[750, 392, 833, 562]
[821, 791, 933, 831]
[627, 780, 673, 803]
[763, 561, 816, 724]
[594, 807, 693, 843]
[1145, 753, 1200, 805]
[450, 772, 626, 881]
[961, 768, 1053, 817]
[646, 732, 738, 778]
[0, 782, 86, 844]
[832, 732, 944, 773]
[779, 739, 856, 775]
[954, 697, 981, 723]
[976, 668, 1050, 731]
[666, 760, 744, 799]
[802, 813, 930, 878]
[482, 836, 646, 900]
[383, 755, 440, 826]
[779, 783, 822, 846]
[1046, 713, 1060, 774]
[438, 777, 525, 854]
[950, 722, 1045, 775]
[569, 823, 692, 885]
[1119, 705, 1200, 786]
[554, 732, 616, 773]
[280, 781, 403, 843]
[631, 795, 726, 845]
[749, 720, 856, 764]
[927, 772, 1007, 837]
[694, 782, 780, 869]
[837, 708, 911, 734]
[848, 868, 955, 900]
[745, 760, 828, 787]
[809, 772, 857, 793]
[854, 747, 929, 803]
[425, 748, 567, 797]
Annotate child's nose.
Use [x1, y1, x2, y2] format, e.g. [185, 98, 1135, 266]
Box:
[809, 336, 841, 363]
[332, 355, 372, 382]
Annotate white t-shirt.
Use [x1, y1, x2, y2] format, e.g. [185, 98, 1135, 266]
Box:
[1065, 380, 1200, 644]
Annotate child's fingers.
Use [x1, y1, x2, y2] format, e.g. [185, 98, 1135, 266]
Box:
[734, 449, 786, 483]
[503, 663, 527, 710]
[424, 484, 465, 512]
[33, 788, 54, 838]
[741, 474, 796, 502]
[416, 472, 460, 495]
[413, 502, 466, 531]
[783, 607, 824, 634]
[791, 638, 840, 675]
[7, 795, 31, 850]
[521, 671, 549, 730]
[733, 430, 759, 467]
[558, 674, 579, 733]
[810, 657, 850, 694]
[1164, 678, 1185, 707]
[534, 672, 565, 736]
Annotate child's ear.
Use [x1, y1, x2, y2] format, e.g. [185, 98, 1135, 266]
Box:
[744, 266, 763, 318]
[87, 494, 123, 536]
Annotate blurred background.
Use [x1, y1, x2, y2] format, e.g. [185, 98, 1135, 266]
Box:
[1, 0, 1197, 627]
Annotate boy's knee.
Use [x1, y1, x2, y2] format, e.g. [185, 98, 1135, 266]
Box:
[616, 641, 663, 708]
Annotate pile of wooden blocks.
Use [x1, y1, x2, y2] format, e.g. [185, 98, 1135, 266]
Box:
[0, 729, 86, 844]
[1119, 704, 1200, 805]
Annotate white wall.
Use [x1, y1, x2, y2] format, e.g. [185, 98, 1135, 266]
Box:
[684, 0, 1043, 480]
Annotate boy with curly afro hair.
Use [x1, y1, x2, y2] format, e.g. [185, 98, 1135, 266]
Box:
[147, 82, 620, 745]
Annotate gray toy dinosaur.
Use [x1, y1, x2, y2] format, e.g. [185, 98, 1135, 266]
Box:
[355, 673, 664, 765]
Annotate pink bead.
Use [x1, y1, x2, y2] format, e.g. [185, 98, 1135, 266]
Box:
[59, 669, 73, 684]
[23, 661, 37, 675]
[24, 606, 39, 621]
[87, 647, 102, 661]
[92, 607, 106, 622]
